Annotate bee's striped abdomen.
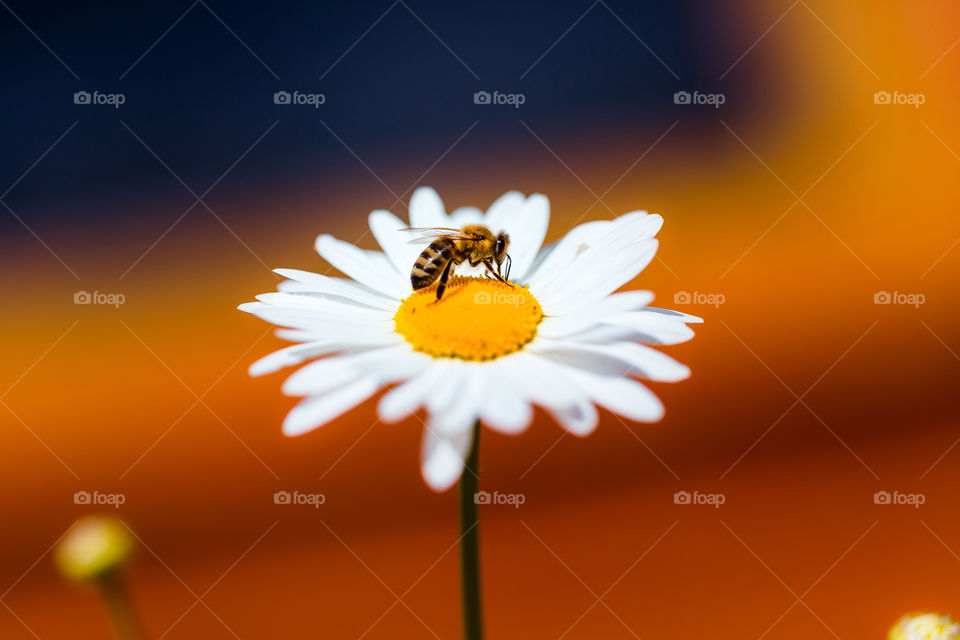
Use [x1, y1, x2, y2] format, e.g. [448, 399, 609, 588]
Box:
[411, 237, 454, 290]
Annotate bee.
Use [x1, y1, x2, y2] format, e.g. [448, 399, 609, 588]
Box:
[403, 224, 512, 300]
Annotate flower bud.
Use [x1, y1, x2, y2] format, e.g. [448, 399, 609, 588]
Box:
[55, 516, 135, 583]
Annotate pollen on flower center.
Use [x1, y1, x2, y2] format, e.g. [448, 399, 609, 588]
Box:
[394, 276, 543, 361]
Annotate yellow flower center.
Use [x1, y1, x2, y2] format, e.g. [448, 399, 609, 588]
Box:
[394, 276, 543, 361]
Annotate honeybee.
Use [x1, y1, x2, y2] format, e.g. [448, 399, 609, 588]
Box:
[403, 224, 512, 300]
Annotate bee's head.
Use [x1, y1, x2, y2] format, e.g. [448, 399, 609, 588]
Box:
[494, 231, 511, 280]
[493, 232, 510, 263]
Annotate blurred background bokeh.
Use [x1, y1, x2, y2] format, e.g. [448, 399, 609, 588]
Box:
[2, 0, 959, 637]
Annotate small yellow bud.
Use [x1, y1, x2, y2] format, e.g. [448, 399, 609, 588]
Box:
[55, 516, 135, 583]
[889, 613, 960, 640]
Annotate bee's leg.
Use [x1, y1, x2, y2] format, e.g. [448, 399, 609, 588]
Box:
[469, 257, 494, 279]
[504, 254, 512, 281]
[482, 259, 508, 283]
[435, 260, 454, 300]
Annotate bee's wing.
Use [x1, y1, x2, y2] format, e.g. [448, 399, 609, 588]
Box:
[400, 227, 475, 245]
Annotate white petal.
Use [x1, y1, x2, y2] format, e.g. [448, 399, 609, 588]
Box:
[282, 345, 426, 395]
[254, 292, 393, 320]
[499, 194, 549, 282]
[369, 210, 420, 278]
[601, 310, 697, 345]
[282, 377, 382, 436]
[480, 362, 532, 434]
[540, 241, 658, 316]
[429, 363, 486, 435]
[424, 360, 463, 415]
[482, 190, 525, 231]
[449, 206, 483, 227]
[421, 425, 473, 492]
[275, 328, 318, 342]
[641, 307, 704, 323]
[274, 268, 398, 311]
[537, 291, 655, 338]
[566, 322, 693, 346]
[529, 340, 690, 382]
[502, 352, 598, 436]
[548, 392, 597, 436]
[524, 219, 611, 290]
[563, 367, 664, 422]
[409, 186, 448, 228]
[538, 230, 660, 316]
[268, 325, 396, 347]
[249, 333, 403, 377]
[277, 280, 396, 311]
[238, 301, 395, 335]
[378, 364, 447, 423]
[530, 212, 662, 312]
[315, 234, 409, 299]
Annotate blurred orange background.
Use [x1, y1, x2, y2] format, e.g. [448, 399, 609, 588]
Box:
[2, 1, 960, 638]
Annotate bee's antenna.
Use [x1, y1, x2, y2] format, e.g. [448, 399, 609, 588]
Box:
[504, 254, 512, 282]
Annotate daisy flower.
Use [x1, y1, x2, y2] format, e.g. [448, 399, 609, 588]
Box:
[239, 187, 700, 491]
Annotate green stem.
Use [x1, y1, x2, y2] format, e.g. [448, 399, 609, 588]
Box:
[96, 571, 144, 640]
[458, 421, 483, 640]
